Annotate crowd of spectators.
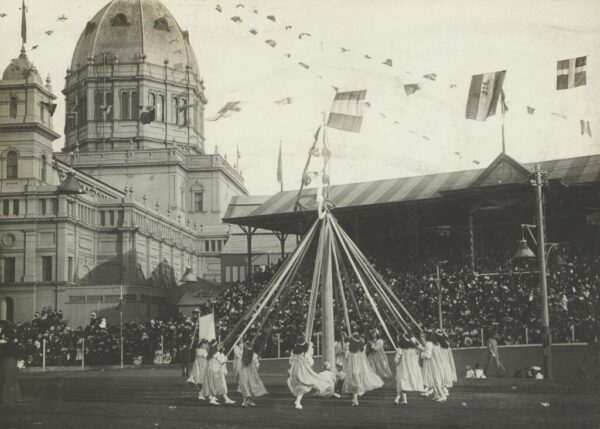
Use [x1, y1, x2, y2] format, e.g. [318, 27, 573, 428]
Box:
[10, 234, 600, 366]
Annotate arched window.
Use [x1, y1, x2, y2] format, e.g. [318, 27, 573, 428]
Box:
[157, 94, 164, 122]
[9, 96, 17, 118]
[105, 92, 113, 120]
[78, 93, 87, 125]
[95, 92, 103, 120]
[111, 13, 129, 27]
[121, 92, 130, 120]
[172, 97, 179, 124]
[131, 91, 139, 120]
[148, 92, 156, 108]
[179, 98, 187, 125]
[7, 151, 18, 179]
[41, 155, 47, 182]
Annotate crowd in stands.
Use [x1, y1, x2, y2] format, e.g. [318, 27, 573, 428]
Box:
[9, 233, 600, 366]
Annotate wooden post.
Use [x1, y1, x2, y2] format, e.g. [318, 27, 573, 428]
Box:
[81, 338, 85, 371]
[525, 327, 529, 344]
[480, 329, 484, 347]
[277, 333, 281, 358]
[161, 335, 164, 364]
[42, 339, 46, 372]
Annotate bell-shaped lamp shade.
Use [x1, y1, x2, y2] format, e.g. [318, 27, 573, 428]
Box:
[58, 172, 86, 194]
[180, 267, 196, 283]
[512, 239, 536, 260]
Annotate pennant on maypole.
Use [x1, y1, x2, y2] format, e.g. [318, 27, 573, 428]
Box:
[327, 90, 367, 132]
[556, 56, 586, 90]
[465, 70, 506, 121]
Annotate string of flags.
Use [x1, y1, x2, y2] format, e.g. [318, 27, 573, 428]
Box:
[209, 3, 594, 140]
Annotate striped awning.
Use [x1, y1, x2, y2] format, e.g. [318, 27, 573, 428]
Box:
[225, 153, 600, 228]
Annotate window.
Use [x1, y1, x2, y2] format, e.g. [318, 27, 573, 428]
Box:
[218, 240, 222, 252]
[154, 17, 169, 31]
[42, 256, 53, 281]
[157, 94, 164, 121]
[40, 199, 47, 215]
[179, 98, 187, 125]
[13, 200, 19, 215]
[105, 92, 113, 120]
[68, 257, 73, 282]
[7, 151, 18, 179]
[78, 93, 86, 125]
[9, 96, 17, 118]
[111, 13, 128, 27]
[121, 92, 130, 120]
[4, 257, 16, 282]
[52, 199, 58, 215]
[194, 192, 203, 212]
[109, 210, 115, 225]
[172, 97, 179, 124]
[41, 155, 47, 182]
[100, 211, 105, 225]
[131, 91, 139, 120]
[211, 240, 216, 252]
[2, 200, 8, 216]
[95, 92, 103, 120]
[205, 241, 209, 252]
[149, 92, 156, 108]
[40, 101, 45, 122]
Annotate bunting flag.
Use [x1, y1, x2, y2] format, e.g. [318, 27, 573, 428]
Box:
[275, 97, 292, 105]
[21, 0, 27, 44]
[207, 101, 242, 121]
[404, 84, 420, 96]
[500, 89, 508, 114]
[556, 56, 586, 90]
[580, 120, 592, 136]
[465, 70, 506, 121]
[277, 141, 283, 188]
[327, 90, 367, 133]
[527, 106, 536, 115]
[423, 73, 437, 81]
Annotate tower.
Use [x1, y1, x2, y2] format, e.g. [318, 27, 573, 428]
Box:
[55, 0, 246, 225]
[0, 48, 60, 188]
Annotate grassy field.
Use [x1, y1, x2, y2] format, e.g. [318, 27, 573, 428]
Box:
[2, 367, 600, 429]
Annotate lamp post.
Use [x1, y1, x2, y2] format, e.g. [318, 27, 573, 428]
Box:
[514, 165, 553, 380]
[532, 165, 552, 380]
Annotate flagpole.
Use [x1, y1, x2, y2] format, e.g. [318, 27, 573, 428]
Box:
[119, 283, 124, 369]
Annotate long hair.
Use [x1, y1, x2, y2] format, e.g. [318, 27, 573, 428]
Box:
[349, 335, 365, 353]
[397, 333, 415, 349]
[207, 341, 218, 360]
[241, 342, 254, 367]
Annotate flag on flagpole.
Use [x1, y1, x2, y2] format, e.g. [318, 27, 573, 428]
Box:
[207, 101, 242, 121]
[556, 56, 586, 90]
[198, 313, 216, 341]
[327, 90, 367, 132]
[21, 0, 27, 44]
[465, 70, 506, 121]
[500, 89, 508, 114]
[277, 141, 283, 190]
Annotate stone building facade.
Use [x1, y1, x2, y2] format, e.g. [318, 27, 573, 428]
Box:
[0, 0, 247, 327]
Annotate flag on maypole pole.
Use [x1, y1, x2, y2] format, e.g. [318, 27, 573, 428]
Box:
[277, 141, 283, 192]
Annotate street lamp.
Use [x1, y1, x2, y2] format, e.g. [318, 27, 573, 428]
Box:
[512, 165, 554, 379]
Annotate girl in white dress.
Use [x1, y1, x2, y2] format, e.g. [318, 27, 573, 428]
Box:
[432, 333, 452, 398]
[437, 330, 458, 384]
[232, 342, 243, 384]
[367, 329, 392, 379]
[287, 336, 331, 409]
[420, 331, 447, 402]
[186, 339, 208, 400]
[202, 340, 236, 406]
[343, 330, 384, 406]
[238, 342, 268, 407]
[394, 333, 424, 405]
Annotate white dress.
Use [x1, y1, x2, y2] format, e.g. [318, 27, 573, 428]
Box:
[186, 348, 207, 386]
[202, 352, 228, 396]
[343, 347, 384, 396]
[368, 339, 392, 379]
[395, 348, 424, 392]
[421, 341, 445, 389]
[287, 352, 332, 396]
[238, 353, 268, 398]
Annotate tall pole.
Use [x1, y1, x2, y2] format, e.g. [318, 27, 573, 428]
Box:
[320, 220, 335, 370]
[120, 283, 124, 369]
[534, 165, 552, 379]
[436, 264, 443, 330]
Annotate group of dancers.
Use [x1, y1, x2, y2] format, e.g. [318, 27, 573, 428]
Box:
[287, 326, 457, 408]
[186, 339, 267, 407]
[185, 326, 456, 409]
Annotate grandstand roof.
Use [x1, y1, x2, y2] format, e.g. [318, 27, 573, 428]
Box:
[222, 232, 297, 255]
[224, 153, 600, 232]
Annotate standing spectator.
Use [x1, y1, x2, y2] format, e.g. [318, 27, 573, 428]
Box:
[485, 330, 506, 377]
[0, 321, 22, 405]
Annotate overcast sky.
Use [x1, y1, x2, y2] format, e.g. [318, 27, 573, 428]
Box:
[1, 0, 599, 195]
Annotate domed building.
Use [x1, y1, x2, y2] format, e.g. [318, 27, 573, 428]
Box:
[0, 0, 247, 326]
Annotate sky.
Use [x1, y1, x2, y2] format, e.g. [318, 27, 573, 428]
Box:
[0, 0, 599, 195]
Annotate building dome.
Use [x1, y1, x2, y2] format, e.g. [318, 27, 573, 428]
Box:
[2, 48, 43, 84]
[71, 0, 199, 76]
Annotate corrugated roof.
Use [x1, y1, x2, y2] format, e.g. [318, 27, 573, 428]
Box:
[223, 195, 271, 219]
[225, 153, 600, 222]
